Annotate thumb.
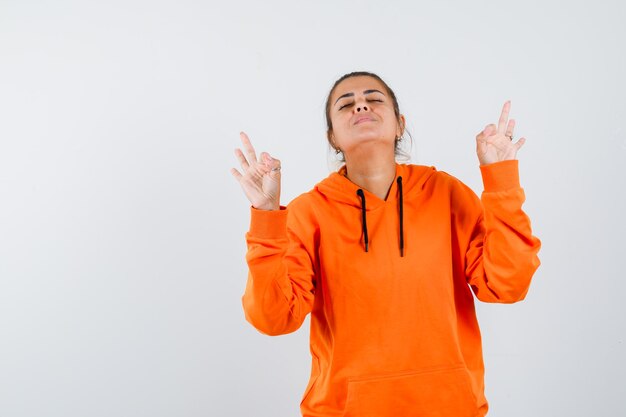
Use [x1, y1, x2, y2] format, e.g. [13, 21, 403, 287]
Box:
[262, 153, 281, 178]
[476, 124, 492, 141]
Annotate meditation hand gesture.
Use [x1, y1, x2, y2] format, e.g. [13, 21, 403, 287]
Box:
[475, 100, 526, 166]
[231, 131, 282, 211]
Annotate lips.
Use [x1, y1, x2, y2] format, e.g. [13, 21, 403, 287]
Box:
[354, 116, 374, 125]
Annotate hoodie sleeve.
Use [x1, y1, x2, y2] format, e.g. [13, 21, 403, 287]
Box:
[241, 197, 318, 336]
[463, 160, 541, 303]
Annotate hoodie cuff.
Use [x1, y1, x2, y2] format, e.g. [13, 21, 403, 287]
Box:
[480, 160, 520, 192]
[248, 206, 288, 239]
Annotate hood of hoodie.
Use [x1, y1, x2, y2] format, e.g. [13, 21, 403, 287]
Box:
[313, 163, 438, 256]
[315, 163, 437, 210]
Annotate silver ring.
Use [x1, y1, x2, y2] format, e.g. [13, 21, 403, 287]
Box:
[271, 166, 281, 172]
[506, 134, 514, 141]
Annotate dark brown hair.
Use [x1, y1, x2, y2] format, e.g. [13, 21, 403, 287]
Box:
[324, 71, 411, 161]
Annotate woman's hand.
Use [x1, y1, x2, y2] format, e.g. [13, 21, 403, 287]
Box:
[475, 100, 526, 166]
[230, 131, 282, 211]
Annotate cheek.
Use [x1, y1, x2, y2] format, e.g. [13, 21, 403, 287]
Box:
[331, 114, 350, 132]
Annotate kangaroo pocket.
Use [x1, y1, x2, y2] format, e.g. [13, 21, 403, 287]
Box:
[343, 364, 478, 417]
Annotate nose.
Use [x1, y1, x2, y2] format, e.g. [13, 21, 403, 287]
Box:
[354, 105, 368, 113]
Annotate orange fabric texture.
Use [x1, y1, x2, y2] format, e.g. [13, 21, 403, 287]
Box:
[242, 160, 541, 417]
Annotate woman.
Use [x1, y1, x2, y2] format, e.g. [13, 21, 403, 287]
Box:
[231, 71, 541, 417]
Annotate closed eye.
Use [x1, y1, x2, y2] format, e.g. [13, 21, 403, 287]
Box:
[338, 99, 383, 110]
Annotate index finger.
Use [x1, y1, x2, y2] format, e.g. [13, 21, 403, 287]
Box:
[497, 100, 511, 135]
[240, 131, 257, 163]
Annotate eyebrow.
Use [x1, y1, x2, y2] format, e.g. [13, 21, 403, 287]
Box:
[334, 89, 385, 105]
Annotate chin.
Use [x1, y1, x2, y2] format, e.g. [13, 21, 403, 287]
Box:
[355, 131, 395, 145]
[345, 136, 395, 154]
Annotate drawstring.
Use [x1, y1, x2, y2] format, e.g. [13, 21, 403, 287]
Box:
[356, 189, 369, 252]
[356, 176, 405, 256]
[397, 176, 404, 257]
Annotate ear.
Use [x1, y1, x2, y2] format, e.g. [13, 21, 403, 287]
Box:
[396, 115, 406, 137]
[327, 130, 336, 148]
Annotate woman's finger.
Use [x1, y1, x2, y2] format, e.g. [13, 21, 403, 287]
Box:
[505, 119, 516, 139]
[234, 148, 250, 171]
[475, 124, 489, 141]
[230, 167, 243, 181]
[497, 101, 511, 135]
[515, 137, 526, 150]
[268, 155, 282, 177]
[259, 152, 281, 177]
[240, 131, 257, 163]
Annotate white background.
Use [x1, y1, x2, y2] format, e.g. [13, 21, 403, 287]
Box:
[1, 0, 624, 416]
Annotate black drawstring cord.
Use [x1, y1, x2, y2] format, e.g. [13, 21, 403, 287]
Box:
[356, 178, 404, 256]
[397, 176, 404, 257]
[356, 189, 369, 252]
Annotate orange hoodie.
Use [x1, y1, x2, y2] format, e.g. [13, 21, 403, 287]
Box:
[242, 160, 541, 417]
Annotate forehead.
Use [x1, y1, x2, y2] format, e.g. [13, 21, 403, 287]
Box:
[331, 76, 387, 101]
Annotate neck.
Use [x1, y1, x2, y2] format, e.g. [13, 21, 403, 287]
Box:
[344, 148, 397, 200]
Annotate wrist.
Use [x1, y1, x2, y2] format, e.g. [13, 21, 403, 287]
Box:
[254, 202, 281, 211]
